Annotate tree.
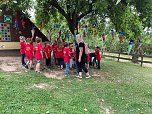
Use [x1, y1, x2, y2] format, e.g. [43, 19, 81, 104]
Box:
[35, 0, 99, 35]
[0, 0, 32, 17]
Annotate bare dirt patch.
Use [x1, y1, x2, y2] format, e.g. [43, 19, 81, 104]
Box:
[0, 57, 22, 72]
[0, 57, 107, 80]
[27, 83, 57, 90]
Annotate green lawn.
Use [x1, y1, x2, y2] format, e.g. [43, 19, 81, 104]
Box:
[0, 59, 152, 114]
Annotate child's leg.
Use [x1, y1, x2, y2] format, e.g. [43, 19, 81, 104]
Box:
[65, 62, 69, 76]
[29, 59, 33, 69]
[25, 59, 30, 68]
[46, 58, 49, 66]
[70, 59, 73, 68]
[36, 60, 41, 72]
[48, 57, 51, 66]
[75, 62, 79, 74]
[60, 58, 64, 69]
[37, 63, 41, 72]
[21, 54, 26, 66]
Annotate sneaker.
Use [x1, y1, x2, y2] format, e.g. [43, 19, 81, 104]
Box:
[25, 65, 28, 69]
[29, 68, 34, 70]
[65, 75, 68, 77]
[37, 71, 42, 74]
[86, 75, 91, 79]
[76, 75, 79, 78]
[79, 76, 82, 79]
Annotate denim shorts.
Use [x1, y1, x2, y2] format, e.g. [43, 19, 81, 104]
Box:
[37, 60, 42, 63]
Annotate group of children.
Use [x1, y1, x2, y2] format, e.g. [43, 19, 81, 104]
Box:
[19, 36, 102, 76]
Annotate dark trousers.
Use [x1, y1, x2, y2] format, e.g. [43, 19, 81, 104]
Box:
[93, 57, 97, 67]
[57, 58, 64, 66]
[46, 58, 51, 67]
[21, 54, 26, 66]
[53, 53, 57, 65]
[97, 60, 100, 69]
[77, 61, 88, 73]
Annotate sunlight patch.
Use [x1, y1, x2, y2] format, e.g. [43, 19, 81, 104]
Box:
[43, 71, 65, 80]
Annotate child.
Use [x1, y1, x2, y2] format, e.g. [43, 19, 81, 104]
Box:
[63, 42, 70, 76]
[43, 41, 52, 68]
[25, 38, 34, 69]
[56, 39, 64, 69]
[95, 46, 101, 69]
[69, 43, 73, 68]
[19, 36, 26, 66]
[35, 37, 43, 73]
[52, 40, 58, 65]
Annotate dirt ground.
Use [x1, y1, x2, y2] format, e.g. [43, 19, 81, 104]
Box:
[0, 57, 105, 80]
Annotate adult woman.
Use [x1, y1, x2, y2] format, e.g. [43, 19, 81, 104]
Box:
[76, 34, 91, 79]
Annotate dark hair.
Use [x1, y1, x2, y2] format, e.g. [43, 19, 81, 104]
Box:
[96, 46, 100, 49]
[36, 37, 41, 43]
[64, 42, 68, 47]
[26, 38, 31, 43]
[69, 43, 73, 45]
[57, 39, 63, 48]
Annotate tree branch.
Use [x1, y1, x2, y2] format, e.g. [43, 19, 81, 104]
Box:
[50, 0, 69, 20]
[78, 3, 93, 20]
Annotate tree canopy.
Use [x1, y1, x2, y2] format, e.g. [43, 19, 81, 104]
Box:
[0, 0, 152, 37]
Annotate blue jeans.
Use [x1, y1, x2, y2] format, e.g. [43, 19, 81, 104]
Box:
[21, 54, 26, 65]
[75, 62, 79, 74]
[65, 62, 69, 76]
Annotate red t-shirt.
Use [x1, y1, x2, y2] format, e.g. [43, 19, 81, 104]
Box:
[52, 44, 57, 53]
[25, 43, 34, 59]
[35, 43, 43, 60]
[56, 46, 64, 58]
[20, 41, 25, 54]
[43, 45, 52, 58]
[95, 49, 101, 60]
[87, 52, 90, 63]
[63, 47, 70, 63]
[69, 47, 73, 58]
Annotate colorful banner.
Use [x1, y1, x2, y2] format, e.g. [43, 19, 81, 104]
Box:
[0, 23, 11, 41]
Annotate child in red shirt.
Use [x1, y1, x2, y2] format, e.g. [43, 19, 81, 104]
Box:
[19, 36, 26, 66]
[95, 46, 101, 69]
[63, 42, 70, 76]
[69, 43, 73, 68]
[56, 44, 64, 69]
[43, 41, 52, 68]
[52, 41, 57, 65]
[25, 38, 34, 69]
[35, 37, 43, 73]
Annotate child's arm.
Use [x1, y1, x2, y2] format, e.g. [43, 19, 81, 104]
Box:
[45, 51, 48, 59]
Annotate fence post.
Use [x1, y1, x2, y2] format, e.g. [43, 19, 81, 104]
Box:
[118, 52, 120, 62]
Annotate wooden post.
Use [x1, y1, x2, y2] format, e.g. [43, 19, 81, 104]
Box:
[118, 52, 120, 62]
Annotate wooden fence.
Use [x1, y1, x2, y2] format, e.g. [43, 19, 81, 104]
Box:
[103, 51, 152, 67]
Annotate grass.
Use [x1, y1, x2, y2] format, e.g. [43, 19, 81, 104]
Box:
[0, 59, 152, 114]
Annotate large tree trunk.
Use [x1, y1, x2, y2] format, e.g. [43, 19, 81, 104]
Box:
[67, 18, 78, 35]
[132, 42, 142, 63]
